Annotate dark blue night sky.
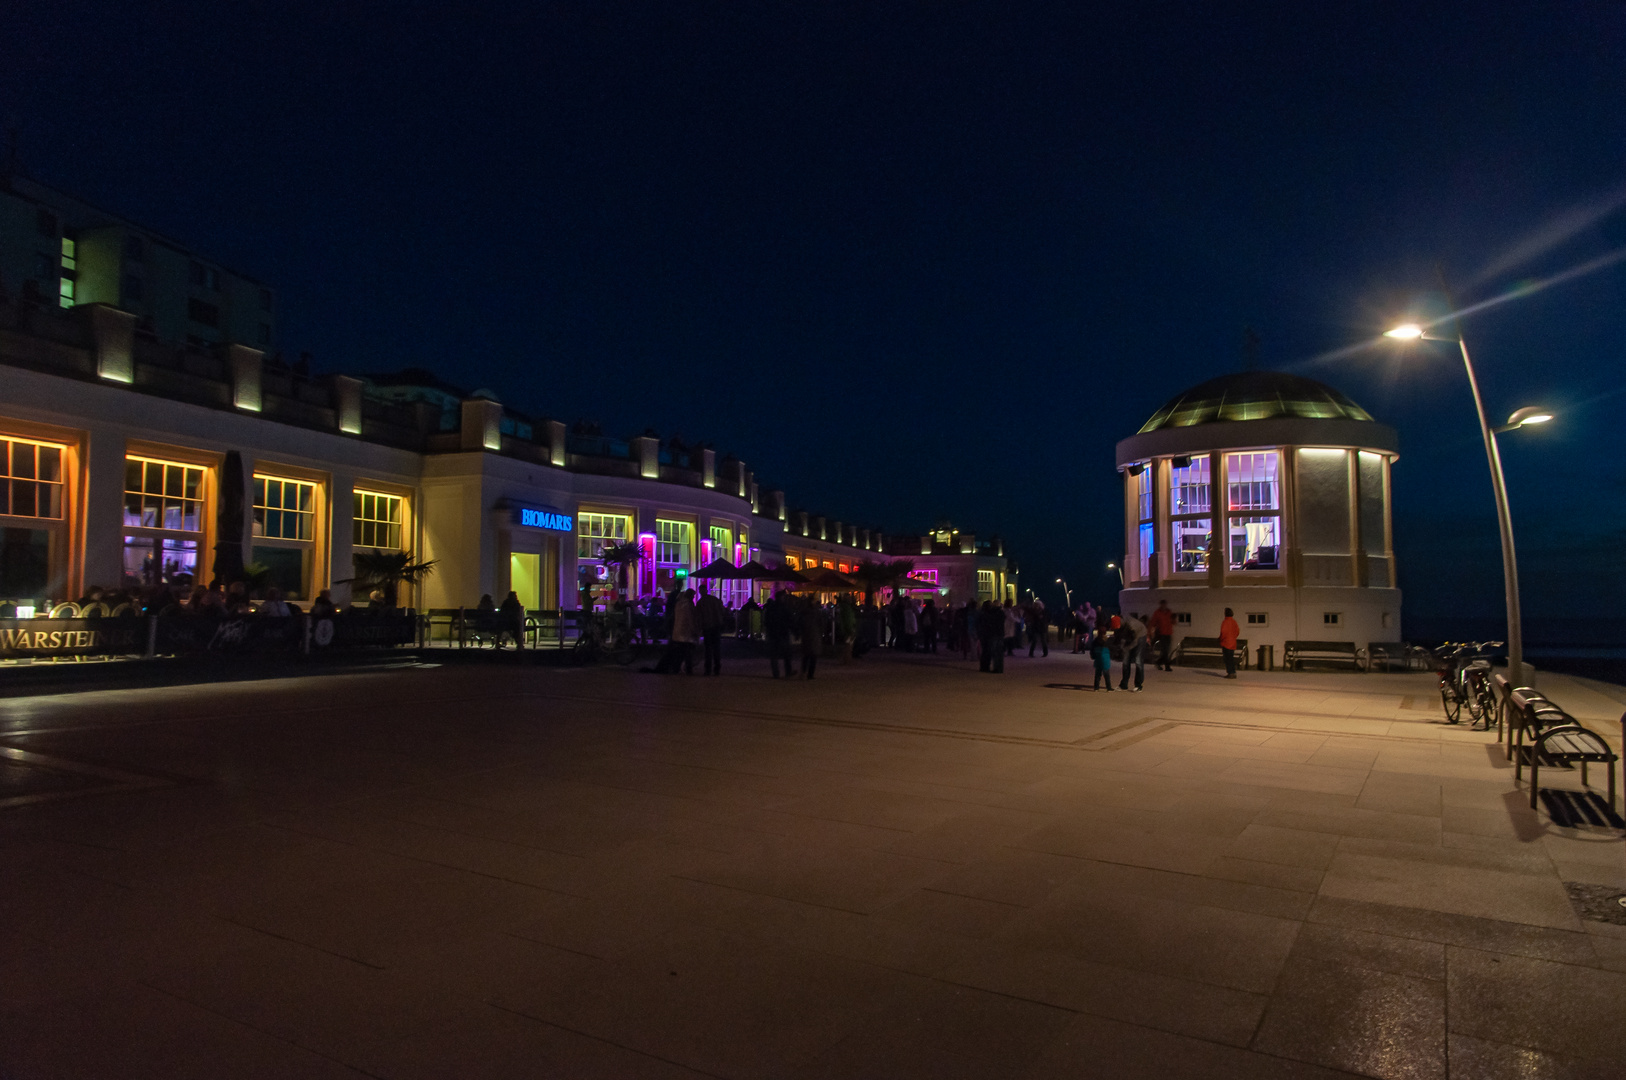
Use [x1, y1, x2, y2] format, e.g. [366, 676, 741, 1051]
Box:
[7, 2, 1624, 621]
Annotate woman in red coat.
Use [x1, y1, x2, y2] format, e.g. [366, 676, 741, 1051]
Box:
[1219, 608, 1241, 679]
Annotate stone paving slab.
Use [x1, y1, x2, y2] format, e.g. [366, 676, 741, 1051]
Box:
[1, 654, 1623, 1077]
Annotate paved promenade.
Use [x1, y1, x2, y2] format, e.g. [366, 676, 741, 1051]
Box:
[2, 653, 1623, 1078]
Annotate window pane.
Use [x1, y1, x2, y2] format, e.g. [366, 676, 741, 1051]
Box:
[37, 445, 61, 483]
[12, 445, 34, 480]
[1226, 451, 1279, 511]
[1169, 457, 1210, 516]
[1228, 516, 1281, 569]
[1, 527, 52, 597]
[11, 480, 35, 517]
[1172, 518, 1210, 572]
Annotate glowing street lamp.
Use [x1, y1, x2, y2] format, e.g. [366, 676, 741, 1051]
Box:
[1385, 321, 1553, 681]
[1107, 561, 1124, 587]
[1055, 577, 1072, 609]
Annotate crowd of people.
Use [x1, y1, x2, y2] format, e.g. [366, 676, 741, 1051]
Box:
[616, 587, 1233, 685]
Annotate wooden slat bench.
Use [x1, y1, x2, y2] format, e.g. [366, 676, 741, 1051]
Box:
[1174, 636, 1248, 669]
[1283, 640, 1362, 671]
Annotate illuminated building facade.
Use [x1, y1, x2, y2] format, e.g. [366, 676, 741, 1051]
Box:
[0, 305, 987, 613]
[1115, 372, 1401, 656]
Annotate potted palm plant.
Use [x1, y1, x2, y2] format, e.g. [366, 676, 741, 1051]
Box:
[345, 549, 439, 610]
[599, 540, 643, 603]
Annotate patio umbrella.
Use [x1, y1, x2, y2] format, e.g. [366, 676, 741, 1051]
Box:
[793, 567, 858, 591]
[690, 558, 750, 580]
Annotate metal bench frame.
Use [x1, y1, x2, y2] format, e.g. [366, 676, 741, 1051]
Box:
[1283, 640, 1362, 671]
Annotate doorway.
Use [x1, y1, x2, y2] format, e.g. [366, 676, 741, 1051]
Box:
[510, 552, 541, 611]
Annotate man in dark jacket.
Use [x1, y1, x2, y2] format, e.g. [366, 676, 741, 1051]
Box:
[977, 601, 1006, 674]
[763, 593, 794, 679]
[697, 587, 725, 675]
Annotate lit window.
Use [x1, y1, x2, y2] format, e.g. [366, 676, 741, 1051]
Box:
[59, 237, 75, 271]
[353, 491, 404, 550]
[977, 569, 995, 599]
[785, 555, 800, 570]
[58, 277, 74, 309]
[0, 438, 66, 519]
[655, 519, 693, 565]
[1223, 451, 1282, 570]
[122, 455, 208, 591]
[1168, 456, 1211, 573]
[253, 476, 317, 540]
[577, 512, 632, 559]
[709, 523, 731, 552]
[125, 457, 205, 532]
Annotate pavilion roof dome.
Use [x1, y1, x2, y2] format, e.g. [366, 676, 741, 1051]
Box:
[1138, 371, 1374, 433]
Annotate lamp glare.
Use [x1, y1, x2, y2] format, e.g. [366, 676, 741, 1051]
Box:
[1384, 323, 1424, 339]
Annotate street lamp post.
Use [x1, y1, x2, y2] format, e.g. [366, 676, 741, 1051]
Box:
[1385, 323, 1552, 682]
[1107, 561, 1124, 588]
[1055, 577, 1072, 609]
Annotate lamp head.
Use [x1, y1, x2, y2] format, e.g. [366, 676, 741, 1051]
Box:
[1384, 323, 1424, 340]
[1495, 406, 1554, 434]
[1507, 406, 1553, 427]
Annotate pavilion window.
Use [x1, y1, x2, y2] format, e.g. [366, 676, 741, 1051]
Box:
[576, 512, 631, 559]
[1168, 456, 1211, 573]
[1225, 451, 1281, 570]
[1132, 464, 1154, 579]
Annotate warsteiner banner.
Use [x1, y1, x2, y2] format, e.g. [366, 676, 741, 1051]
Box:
[0, 619, 147, 659]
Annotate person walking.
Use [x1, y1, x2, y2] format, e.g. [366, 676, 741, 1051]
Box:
[697, 586, 725, 675]
[763, 591, 793, 678]
[1091, 621, 1114, 690]
[1118, 611, 1148, 691]
[920, 599, 939, 653]
[1027, 598, 1049, 657]
[901, 598, 919, 652]
[1219, 607, 1241, 679]
[1002, 599, 1020, 657]
[799, 597, 825, 679]
[1149, 599, 1176, 671]
[836, 594, 858, 662]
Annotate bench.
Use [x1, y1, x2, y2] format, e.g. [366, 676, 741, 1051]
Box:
[1502, 685, 1569, 762]
[1512, 698, 1620, 812]
[1283, 640, 1361, 671]
[1174, 636, 1248, 669]
[1364, 641, 1428, 672]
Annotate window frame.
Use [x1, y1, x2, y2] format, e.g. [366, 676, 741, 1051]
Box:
[1224, 450, 1284, 573]
[122, 453, 212, 592]
[576, 511, 632, 560]
[1167, 456, 1212, 575]
[352, 489, 406, 552]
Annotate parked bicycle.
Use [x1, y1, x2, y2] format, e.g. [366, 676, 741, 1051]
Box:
[572, 611, 637, 665]
[1433, 641, 1502, 727]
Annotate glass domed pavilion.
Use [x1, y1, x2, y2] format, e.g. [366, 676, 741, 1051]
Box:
[1115, 371, 1400, 659]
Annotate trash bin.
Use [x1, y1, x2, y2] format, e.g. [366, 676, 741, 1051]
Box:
[1257, 644, 1274, 672]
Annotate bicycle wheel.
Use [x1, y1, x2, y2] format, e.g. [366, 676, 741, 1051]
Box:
[1466, 678, 1488, 723]
[572, 635, 599, 665]
[1440, 684, 1461, 724]
[1473, 684, 1498, 728]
